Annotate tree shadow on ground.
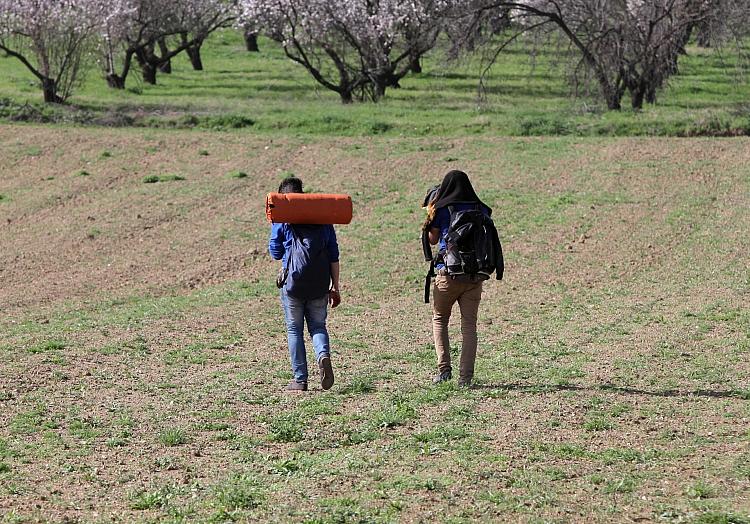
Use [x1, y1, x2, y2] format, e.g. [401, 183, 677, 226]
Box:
[474, 383, 750, 400]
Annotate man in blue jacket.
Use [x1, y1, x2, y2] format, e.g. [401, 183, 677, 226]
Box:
[269, 177, 341, 392]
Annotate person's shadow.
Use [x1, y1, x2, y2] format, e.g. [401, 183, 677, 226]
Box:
[471, 382, 750, 399]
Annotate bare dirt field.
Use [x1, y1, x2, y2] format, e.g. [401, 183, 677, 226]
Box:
[0, 125, 749, 523]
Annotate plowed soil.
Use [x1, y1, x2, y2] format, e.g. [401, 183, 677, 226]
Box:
[1, 126, 748, 523]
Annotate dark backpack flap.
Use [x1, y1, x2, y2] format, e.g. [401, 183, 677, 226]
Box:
[285, 225, 331, 300]
[443, 207, 501, 278]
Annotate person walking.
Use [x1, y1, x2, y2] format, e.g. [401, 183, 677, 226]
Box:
[423, 170, 503, 387]
[269, 177, 341, 392]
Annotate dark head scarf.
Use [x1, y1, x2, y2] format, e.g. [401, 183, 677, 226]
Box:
[430, 170, 491, 214]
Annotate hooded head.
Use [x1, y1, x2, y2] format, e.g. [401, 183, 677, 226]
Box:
[430, 170, 489, 212]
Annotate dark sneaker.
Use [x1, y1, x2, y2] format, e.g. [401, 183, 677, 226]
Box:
[433, 370, 452, 384]
[457, 377, 473, 388]
[286, 380, 308, 392]
[319, 356, 334, 390]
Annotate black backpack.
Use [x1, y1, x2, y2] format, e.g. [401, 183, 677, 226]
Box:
[422, 204, 504, 303]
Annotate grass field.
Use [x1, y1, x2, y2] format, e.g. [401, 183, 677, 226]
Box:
[0, 124, 749, 522]
[1, 31, 750, 137]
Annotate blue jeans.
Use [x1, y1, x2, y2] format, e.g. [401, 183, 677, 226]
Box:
[281, 290, 330, 383]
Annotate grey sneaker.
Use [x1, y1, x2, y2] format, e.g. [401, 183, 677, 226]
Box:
[319, 356, 334, 390]
[433, 370, 452, 384]
[286, 380, 308, 392]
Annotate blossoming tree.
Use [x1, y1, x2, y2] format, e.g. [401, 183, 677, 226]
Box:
[102, 0, 235, 88]
[0, 0, 120, 102]
[240, 0, 451, 103]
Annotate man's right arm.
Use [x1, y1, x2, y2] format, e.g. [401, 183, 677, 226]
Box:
[268, 223, 285, 261]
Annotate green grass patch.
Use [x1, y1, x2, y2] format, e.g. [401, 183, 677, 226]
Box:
[413, 425, 469, 444]
[129, 484, 180, 510]
[158, 428, 189, 447]
[603, 476, 638, 494]
[27, 340, 65, 354]
[691, 512, 750, 524]
[267, 413, 304, 443]
[69, 418, 100, 441]
[369, 395, 417, 429]
[686, 480, 717, 500]
[583, 416, 614, 432]
[213, 474, 263, 512]
[143, 174, 186, 183]
[339, 377, 376, 395]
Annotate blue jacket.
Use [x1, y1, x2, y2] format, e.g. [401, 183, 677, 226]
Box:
[268, 223, 340, 269]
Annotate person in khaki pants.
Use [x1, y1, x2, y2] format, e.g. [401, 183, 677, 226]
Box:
[424, 170, 493, 387]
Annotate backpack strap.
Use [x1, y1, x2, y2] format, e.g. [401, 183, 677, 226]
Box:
[421, 228, 435, 302]
[283, 224, 299, 271]
[424, 257, 436, 304]
[287, 223, 329, 264]
[422, 211, 439, 302]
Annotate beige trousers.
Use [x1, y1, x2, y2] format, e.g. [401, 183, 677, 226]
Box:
[432, 274, 483, 380]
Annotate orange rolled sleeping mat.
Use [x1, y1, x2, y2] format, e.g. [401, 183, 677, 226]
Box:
[266, 192, 353, 225]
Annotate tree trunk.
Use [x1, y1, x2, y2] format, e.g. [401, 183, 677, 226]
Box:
[142, 63, 157, 84]
[630, 86, 645, 110]
[187, 41, 204, 71]
[339, 89, 353, 104]
[385, 72, 401, 89]
[136, 48, 158, 85]
[244, 30, 259, 52]
[596, 73, 623, 111]
[410, 55, 422, 74]
[696, 23, 712, 48]
[105, 48, 134, 90]
[157, 38, 171, 73]
[604, 89, 622, 111]
[106, 74, 126, 89]
[564, 29, 623, 111]
[41, 77, 63, 104]
[373, 79, 387, 101]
